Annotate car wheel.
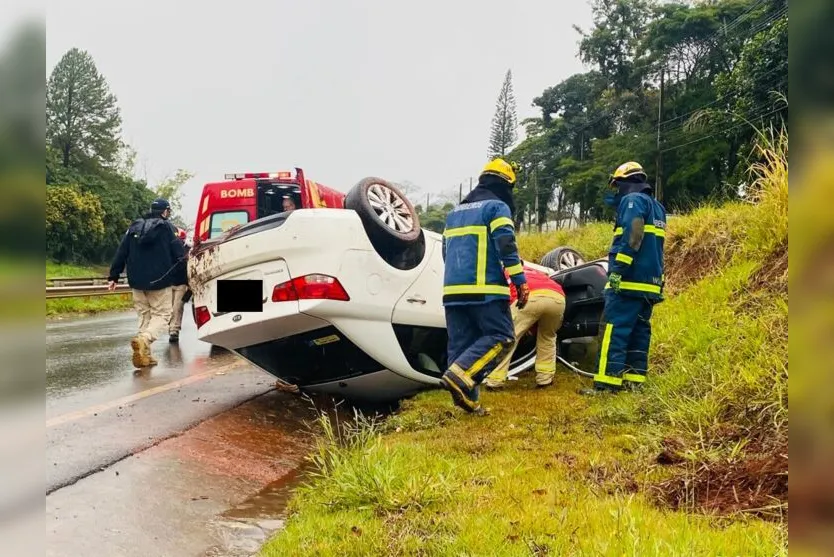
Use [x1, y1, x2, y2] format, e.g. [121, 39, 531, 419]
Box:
[540, 247, 586, 272]
[344, 177, 422, 252]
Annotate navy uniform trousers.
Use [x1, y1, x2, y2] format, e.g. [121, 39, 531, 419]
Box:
[445, 300, 515, 393]
[595, 291, 655, 390]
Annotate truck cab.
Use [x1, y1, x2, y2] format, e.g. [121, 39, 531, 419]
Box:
[192, 168, 345, 247]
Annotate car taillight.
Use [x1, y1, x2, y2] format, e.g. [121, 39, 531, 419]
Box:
[195, 305, 211, 329]
[271, 281, 299, 302]
[271, 274, 350, 302]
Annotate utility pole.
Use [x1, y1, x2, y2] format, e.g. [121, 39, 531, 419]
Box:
[656, 68, 665, 202]
[469, 176, 473, 193]
[533, 168, 540, 232]
[458, 182, 462, 202]
[426, 193, 430, 211]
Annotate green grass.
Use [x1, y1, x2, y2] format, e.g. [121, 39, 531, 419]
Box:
[46, 260, 109, 279]
[46, 260, 133, 317]
[517, 221, 612, 264]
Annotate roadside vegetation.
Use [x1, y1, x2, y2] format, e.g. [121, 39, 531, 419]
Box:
[46, 261, 133, 317]
[261, 129, 787, 556]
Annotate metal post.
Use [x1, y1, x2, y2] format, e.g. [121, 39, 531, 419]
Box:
[469, 176, 473, 193]
[459, 182, 462, 202]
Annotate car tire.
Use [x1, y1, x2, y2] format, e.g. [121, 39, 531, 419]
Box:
[540, 247, 586, 272]
[344, 177, 421, 252]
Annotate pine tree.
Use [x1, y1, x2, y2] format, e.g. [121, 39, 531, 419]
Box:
[46, 48, 122, 169]
[488, 69, 518, 159]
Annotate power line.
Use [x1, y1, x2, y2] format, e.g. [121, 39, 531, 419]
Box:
[661, 98, 786, 147]
[660, 106, 784, 154]
[659, 67, 786, 131]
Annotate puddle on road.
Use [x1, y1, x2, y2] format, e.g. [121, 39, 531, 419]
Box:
[147, 390, 327, 557]
[202, 465, 313, 557]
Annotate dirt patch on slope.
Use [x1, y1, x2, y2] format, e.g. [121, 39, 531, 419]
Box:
[654, 436, 787, 520]
[748, 242, 788, 295]
[662, 233, 736, 295]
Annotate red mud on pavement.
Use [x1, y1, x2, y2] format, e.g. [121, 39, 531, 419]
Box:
[151, 391, 318, 485]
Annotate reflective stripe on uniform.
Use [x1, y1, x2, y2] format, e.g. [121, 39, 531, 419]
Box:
[615, 253, 633, 265]
[596, 323, 623, 386]
[489, 217, 514, 232]
[463, 341, 506, 378]
[614, 225, 665, 238]
[450, 363, 475, 388]
[623, 372, 646, 383]
[443, 284, 511, 296]
[504, 263, 524, 276]
[605, 281, 662, 294]
[444, 225, 488, 286]
[535, 361, 556, 373]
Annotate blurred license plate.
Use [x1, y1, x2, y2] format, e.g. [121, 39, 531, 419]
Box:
[216, 279, 264, 312]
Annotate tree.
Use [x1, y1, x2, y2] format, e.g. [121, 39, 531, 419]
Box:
[153, 168, 194, 227]
[488, 69, 518, 159]
[46, 48, 122, 170]
[46, 185, 106, 262]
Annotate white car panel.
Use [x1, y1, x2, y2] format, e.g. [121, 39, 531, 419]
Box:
[391, 232, 446, 329]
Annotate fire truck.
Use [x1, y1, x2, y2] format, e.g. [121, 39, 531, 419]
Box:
[192, 168, 345, 247]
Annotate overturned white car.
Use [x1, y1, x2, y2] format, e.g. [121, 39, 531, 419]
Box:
[188, 178, 608, 402]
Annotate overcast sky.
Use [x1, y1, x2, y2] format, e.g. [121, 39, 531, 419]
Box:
[47, 0, 593, 226]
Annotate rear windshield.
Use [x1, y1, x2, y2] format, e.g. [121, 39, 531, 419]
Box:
[209, 210, 249, 238]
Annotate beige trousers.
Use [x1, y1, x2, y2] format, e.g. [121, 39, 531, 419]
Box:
[133, 287, 174, 343]
[488, 291, 566, 385]
[169, 285, 188, 335]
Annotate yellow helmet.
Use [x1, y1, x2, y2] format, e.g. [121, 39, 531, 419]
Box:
[609, 161, 647, 186]
[481, 158, 518, 185]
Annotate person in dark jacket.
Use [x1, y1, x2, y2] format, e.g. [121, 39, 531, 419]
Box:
[108, 198, 185, 368]
[583, 161, 667, 395]
[440, 158, 529, 413]
[168, 228, 190, 343]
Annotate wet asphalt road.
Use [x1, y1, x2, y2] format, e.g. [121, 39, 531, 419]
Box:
[46, 310, 317, 556]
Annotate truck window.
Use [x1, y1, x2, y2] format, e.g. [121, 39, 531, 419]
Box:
[209, 211, 249, 238]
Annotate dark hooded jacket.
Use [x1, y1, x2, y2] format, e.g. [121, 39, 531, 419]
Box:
[171, 241, 190, 287]
[108, 215, 185, 291]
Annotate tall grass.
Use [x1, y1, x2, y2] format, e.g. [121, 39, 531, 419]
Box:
[295, 408, 454, 515]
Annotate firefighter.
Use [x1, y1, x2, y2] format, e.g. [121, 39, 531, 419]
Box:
[440, 158, 529, 413]
[583, 161, 667, 395]
[485, 262, 566, 389]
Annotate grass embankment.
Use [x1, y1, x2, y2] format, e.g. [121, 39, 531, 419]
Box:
[46, 261, 133, 317]
[262, 132, 788, 556]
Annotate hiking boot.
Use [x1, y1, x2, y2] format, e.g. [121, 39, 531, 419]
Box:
[535, 372, 555, 388]
[578, 385, 619, 396]
[440, 369, 480, 413]
[484, 379, 506, 391]
[130, 336, 152, 368]
[169, 332, 179, 343]
[622, 381, 644, 392]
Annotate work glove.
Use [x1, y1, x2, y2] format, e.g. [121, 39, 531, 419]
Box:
[516, 282, 530, 310]
[608, 273, 622, 292]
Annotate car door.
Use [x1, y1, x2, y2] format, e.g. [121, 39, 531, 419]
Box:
[390, 233, 448, 377]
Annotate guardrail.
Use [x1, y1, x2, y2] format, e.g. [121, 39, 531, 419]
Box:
[46, 276, 131, 299]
